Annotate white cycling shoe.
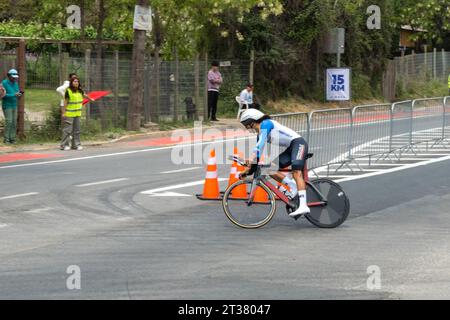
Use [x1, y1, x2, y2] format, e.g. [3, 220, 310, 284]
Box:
[289, 204, 310, 219]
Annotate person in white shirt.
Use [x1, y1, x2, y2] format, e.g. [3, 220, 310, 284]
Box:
[239, 83, 260, 109]
[56, 73, 78, 108]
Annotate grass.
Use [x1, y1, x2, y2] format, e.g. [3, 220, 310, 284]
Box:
[396, 78, 448, 101]
[24, 88, 60, 112]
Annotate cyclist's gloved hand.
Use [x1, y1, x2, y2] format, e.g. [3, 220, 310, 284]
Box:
[239, 164, 258, 179]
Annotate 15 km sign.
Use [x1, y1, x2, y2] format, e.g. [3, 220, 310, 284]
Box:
[326, 68, 351, 101]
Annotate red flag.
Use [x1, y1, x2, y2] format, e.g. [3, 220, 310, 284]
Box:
[82, 91, 112, 105]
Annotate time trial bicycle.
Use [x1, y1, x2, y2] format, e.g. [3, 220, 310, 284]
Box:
[222, 153, 350, 229]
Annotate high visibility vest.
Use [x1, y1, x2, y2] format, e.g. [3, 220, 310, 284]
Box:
[448, 74, 450, 89]
[66, 88, 83, 117]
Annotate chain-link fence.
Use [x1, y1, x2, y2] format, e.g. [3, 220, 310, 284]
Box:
[1, 50, 251, 132]
[395, 50, 450, 81]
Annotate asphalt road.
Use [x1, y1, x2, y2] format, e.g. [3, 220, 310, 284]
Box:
[0, 120, 450, 299]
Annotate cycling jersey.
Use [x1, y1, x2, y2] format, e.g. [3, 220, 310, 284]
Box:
[253, 119, 301, 157]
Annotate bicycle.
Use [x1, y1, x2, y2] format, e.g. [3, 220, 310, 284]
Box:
[222, 153, 350, 229]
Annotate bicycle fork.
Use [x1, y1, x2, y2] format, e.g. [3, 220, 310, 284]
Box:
[246, 178, 259, 206]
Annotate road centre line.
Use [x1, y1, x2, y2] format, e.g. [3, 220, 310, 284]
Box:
[0, 192, 39, 200]
[160, 167, 202, 174]
[75, 178, 129, 187]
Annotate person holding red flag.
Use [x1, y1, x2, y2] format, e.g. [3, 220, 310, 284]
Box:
[60, 77, 93, 151]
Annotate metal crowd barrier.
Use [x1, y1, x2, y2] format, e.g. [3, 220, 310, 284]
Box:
[308, 108, 352, 170]
[271, 96, 450, 175]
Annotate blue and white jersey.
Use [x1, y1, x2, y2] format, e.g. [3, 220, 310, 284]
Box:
[253, 119, 301, 156]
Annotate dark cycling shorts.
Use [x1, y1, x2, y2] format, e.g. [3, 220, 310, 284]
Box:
[275, 137, 308, 171]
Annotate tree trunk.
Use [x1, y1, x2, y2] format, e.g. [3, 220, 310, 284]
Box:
[127, 0, 150, 130]
[79, 0, 85, 40]
[95, 0, 107, 129]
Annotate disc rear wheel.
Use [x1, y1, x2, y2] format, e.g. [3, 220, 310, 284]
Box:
[305, 178, 350, 228]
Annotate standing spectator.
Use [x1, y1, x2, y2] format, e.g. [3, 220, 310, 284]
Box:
[207, 61, 222, 121]
[1, 69, 22, 144]
[56, 73, 78, 109]
[0, 82, 5, 99]
[239, 83, 260, 110]
[60, 77, 93, 151]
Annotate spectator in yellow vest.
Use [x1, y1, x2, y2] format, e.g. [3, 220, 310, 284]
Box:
[448, 73, 450, 95]
[60, 77, 93, 151]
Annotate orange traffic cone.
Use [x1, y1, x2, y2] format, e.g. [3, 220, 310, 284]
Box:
[253, 155, 269, 203]
[196, 149, 221, 200]
[227, 147, 239, 188]
[230, 151, 248, 199]
[254, 184, 270, 203]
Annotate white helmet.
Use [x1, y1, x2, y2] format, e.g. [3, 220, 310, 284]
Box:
[240, 109, 265, 126]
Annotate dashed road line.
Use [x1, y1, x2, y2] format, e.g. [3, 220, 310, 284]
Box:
[0, 192, 39, 201]
[160, 167, 202, 174]
[75, 178, 129, 187]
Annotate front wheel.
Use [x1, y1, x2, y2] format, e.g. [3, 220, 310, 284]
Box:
[305, 178, 350, 228]
[222, 180, 276, 229]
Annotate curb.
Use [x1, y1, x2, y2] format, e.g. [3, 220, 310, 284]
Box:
[0, 120, 243, 154]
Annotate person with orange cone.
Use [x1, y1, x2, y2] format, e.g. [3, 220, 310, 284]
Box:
[196, 148, 221, 200]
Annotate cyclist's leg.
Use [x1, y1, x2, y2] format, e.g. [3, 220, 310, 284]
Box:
[269, 147, 292, 182]
[269, 148, 298, 196]
[290, 137, 308, 192]
[289, 138, 310, 216]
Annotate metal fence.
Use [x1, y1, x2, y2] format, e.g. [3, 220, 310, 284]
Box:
[395, 50, 450, 81]
[269, 97, 450, 175]
[1, 51, 251, 127]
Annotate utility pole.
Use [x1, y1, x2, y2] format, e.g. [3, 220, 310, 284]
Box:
[127, 0, 151, 130]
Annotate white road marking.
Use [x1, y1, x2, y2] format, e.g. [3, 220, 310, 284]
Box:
[141, 178, 227, 195]
[408, 153, 450, 156]
[315, 175, 360, 179]
[147, 191, 192, 197]
[160, 167, 202, 174]
[0, 136, 255, 170]
[0, 223, 9, 229]
[390, 157, 439, 161]
[337, 154, 450, 183]
[350, 163, 404, 166]
[24, 207, 53, 214]
[316, 168, 381, 173]
[0, 192, 39, 200]
[116, 217, 134, 221]
[75, 178, 129, 187]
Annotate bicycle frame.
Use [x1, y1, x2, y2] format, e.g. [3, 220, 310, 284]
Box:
[246, 160, 327, 210]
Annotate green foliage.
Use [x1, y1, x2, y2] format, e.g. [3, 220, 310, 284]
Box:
[396, 78, 448, 100]
[396, 0, 450, 47]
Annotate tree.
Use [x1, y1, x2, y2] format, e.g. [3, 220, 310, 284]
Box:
[396, 0, 450, 48]
[127, 0, 150, 130]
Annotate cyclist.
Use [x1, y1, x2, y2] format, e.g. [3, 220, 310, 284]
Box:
[238, 109, 310, 218]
